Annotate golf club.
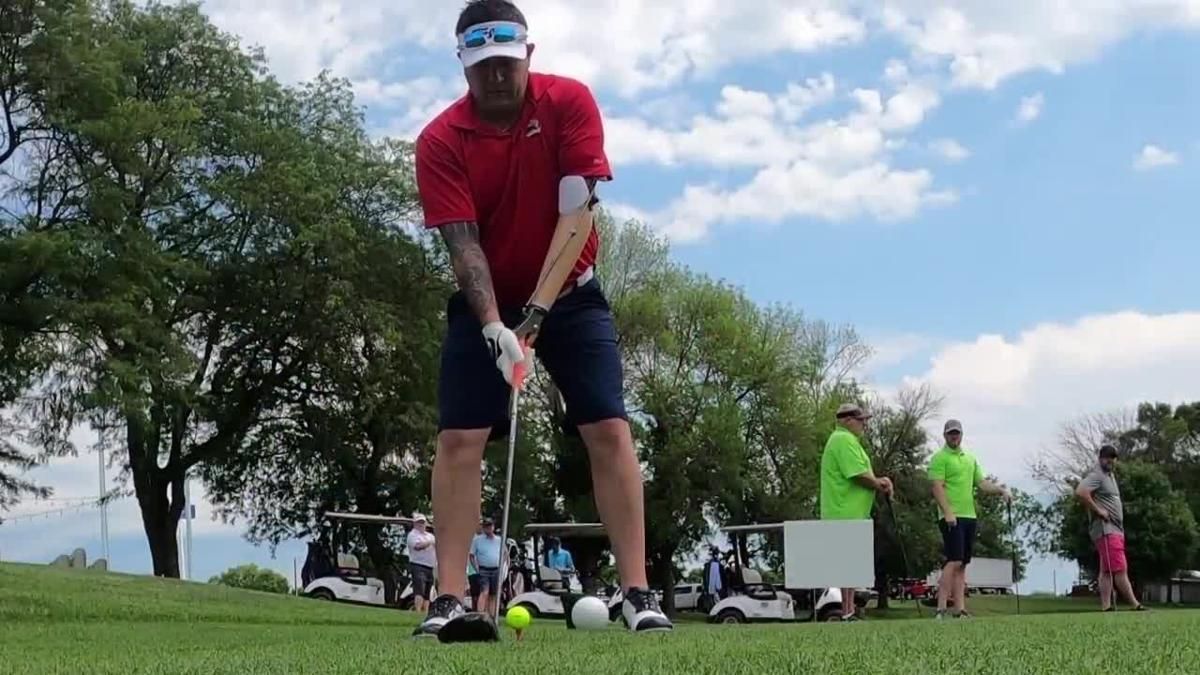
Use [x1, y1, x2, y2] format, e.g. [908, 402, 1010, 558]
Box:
[1007, 501, 1021, 616]
[1099, 518, 1115, 611]
[884, 496, 921, 617]
[494, 341, 530, 624]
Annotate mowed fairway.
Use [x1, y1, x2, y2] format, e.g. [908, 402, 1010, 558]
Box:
[3, 563, 1199, 674]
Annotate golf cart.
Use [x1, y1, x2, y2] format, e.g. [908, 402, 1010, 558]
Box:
[707, 523, 859, 624]
[505, 522, 624, 620]
[301, 511, 427, 609]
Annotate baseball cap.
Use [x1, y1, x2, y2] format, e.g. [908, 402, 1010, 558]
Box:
[1099, 444, 1119, 459]
[412, 512, 427, 523]
[835, 403, 872, 419]
[944, 419, 963, 433]
[457, 21, 529, 68]
[481, 516, 495, 526]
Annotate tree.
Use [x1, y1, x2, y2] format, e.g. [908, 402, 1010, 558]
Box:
[1050, 461, 1198, 589]
[1029, 410, 1134, 489]
[209, 563, 289, 594]
[2, 1, 421, 577]
[199, 134, 449, 601]
[0, 0, 72, 167]
[0, 419, 50, 513]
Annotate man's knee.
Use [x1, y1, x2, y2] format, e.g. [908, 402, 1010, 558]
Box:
[437, 429, 489, 463]
[579, 418, 632, 458]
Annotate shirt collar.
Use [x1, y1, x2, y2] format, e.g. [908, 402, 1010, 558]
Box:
[447, 72, 548, 132]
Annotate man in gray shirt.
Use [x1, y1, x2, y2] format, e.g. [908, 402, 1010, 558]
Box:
[1075, 445, 1146, 612]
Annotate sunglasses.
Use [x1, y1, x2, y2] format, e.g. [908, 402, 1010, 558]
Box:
[462, 24, 523, 50]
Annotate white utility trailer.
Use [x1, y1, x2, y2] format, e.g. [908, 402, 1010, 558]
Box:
[927, 557, 1014, 594]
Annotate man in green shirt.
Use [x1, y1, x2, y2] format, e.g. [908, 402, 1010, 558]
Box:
[928, 419, 1011, 619]
[820, 403, 893, 621]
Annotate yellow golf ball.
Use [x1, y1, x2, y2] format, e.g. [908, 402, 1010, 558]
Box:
[506, 606, 531, 630]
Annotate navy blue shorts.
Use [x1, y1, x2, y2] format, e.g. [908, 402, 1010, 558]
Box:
[437, 277, 626, 437]
[477, 567, 500, 594]
[939, 517, 977, 564]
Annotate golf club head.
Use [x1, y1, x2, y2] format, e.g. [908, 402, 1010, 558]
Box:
[436, 612, 500, 644]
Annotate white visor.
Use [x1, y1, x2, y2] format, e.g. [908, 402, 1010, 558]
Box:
[457, 21, 528, 68]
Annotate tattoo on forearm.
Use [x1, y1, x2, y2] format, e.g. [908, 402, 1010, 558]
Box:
[441, 221, 498, 322]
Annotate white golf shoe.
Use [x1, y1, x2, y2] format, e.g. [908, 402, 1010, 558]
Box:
[621, 587, 673, 633]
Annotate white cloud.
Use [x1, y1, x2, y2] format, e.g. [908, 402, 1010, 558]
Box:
[604, 75, 844, 168]
[1132, 144, 1181, 171]
[196, 1, 1200, 98]
[879, 2, 1200, 90]
[604, 71, 952, 242]
[1015, 93, 1045, 124]
[894, 311, 1200, 490]
[863, 333, 942, 373]
[930, 138, 970, 162]
[197, 1, 864, 98]
[658, 162, 953, 243]
[199, 0, 442, 84]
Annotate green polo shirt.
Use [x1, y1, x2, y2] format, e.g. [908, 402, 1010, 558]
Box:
[820, 426, 876, 520]
[927, 445, 985, 519]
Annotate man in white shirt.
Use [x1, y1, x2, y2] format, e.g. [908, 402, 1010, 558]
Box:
[406, 513, 436, 613]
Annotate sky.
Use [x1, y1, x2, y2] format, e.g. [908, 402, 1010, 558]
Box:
[3, 0, 1200, 596]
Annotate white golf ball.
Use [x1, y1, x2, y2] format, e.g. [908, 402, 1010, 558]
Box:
[571, 596, 610, 630]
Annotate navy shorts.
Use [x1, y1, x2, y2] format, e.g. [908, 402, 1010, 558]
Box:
[477, 567, 500, 594]
[437, 277, 626, 437]
[939, 517, 977, 564]
[408, 562, 433, 598]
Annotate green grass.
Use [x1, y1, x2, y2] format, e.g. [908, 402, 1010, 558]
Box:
[2, 562, 1199, 674]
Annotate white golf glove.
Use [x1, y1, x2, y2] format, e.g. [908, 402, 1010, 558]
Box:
[482, 321, 527, 386]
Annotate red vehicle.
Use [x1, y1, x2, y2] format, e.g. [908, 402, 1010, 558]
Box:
[891, 578, 932, 600]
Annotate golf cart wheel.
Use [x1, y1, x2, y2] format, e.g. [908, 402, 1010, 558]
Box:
[309, 588, 336, 601]
[716, 608, 746, 624]
[516, 603, 539, 618]
[818, 607, 843, 622]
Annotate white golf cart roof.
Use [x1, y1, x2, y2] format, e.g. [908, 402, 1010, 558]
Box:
[524, 522, 607, 538]
[720, 523, 784, 535]
[323, 511, 430, 528]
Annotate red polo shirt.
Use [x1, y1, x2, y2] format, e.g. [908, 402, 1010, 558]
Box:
[415, 72, 612, 309]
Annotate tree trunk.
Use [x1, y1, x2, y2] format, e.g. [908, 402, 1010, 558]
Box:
[875, 570, 890, 609]
[136, 471, 184, 577]
[363, 525, 398, 606]
[649, 547, 678, 617]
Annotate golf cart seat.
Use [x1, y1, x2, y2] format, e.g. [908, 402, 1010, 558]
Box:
[739, 568, 778, 601]
[335, 552, 372, 581]
[537, 565, 569, 595]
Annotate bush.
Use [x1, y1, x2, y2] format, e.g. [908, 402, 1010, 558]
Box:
[208, 564, 290, 594]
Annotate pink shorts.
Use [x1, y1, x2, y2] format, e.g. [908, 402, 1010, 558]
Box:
[1096, 533, 1127, 573]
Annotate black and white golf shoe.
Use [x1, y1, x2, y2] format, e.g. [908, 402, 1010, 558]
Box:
[621, 587, 673, 633]
[412, 594, 467, 639]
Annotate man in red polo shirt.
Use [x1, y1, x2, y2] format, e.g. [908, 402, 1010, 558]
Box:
[411, 0, 672, 639]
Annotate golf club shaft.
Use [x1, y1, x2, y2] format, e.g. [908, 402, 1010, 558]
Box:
[1008, 502, 1021, 615]
[495, 384, 521, 623]
[886, 498, 920, 616]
